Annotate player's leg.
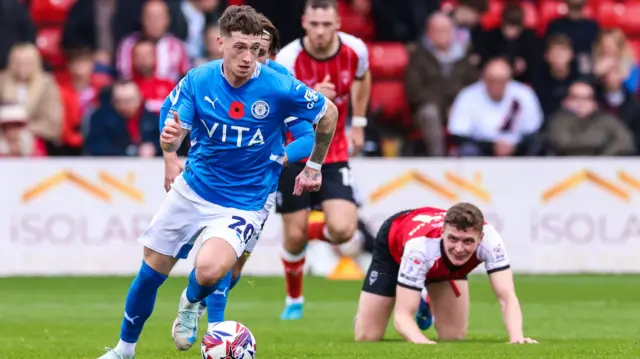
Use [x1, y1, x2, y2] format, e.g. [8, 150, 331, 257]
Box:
[276, 163, 312, 320]
[173, 208, 264, 350]
[203, 252, 249, 330]
[312, 163, 359, 246]
[354, 214, 400, 341]
[99, 185, 202, 359]
[427, 279, 470, 341]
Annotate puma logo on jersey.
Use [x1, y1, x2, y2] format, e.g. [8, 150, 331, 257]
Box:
[204, 96, 219, 109]
[200, 120, 265, 147]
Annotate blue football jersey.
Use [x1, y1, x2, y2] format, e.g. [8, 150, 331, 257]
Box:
[166, 60, 326, 211]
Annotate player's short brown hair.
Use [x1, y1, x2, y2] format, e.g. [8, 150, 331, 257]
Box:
[218, 5, 263, 38]
[257, 13, 280, 54]
[444, 203, 484, 233]
[305, 0, 338, 10]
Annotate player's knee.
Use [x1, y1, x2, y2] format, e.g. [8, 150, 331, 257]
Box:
[195, 261, 227, 287]
[354, 328, 383, 342]
[326, 221, 357, 244]
[436, 327, 467, 341]
[284, 226, 307, 253]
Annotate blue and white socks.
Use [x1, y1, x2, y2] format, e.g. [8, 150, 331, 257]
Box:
[116, 261, 168, 355]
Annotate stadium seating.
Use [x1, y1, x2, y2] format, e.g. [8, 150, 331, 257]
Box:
[596, 1, 640, 38]
[480, 0, 539, 29]
[537, 0, 595, 35]
[29, 0, 76, 27]
[369, 81, 411, 124]
[337, 1, 375, 42]
[35, 26, 65, 68]
[367, 42, 409, 80]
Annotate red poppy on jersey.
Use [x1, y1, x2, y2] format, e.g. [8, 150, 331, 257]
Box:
[229, 101, 245, 119]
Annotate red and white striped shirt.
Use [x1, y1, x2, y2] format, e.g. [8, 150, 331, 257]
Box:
[116, 32, 191, 82]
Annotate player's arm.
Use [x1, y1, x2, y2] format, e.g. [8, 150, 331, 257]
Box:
[348, 37, 371, 155]
[394, 239, 436, 344]
[482, 226, 537, 344]
[283, 119, 315, 166]
[160, 75, 195, 153]
[284, 79, 338, 167]
[489, 268, 527, 342]
[158, 95, 185, 191]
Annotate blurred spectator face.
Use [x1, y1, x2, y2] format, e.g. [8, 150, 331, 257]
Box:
[302, 4, 340, 52]
[482, 60, 512, 101]
[8, 44, 42, 82]
[68, 53, 94, 84]
[132, 41, 156, 78]
[191, 0, 219, 12]
[205, 25, 223, 60]
[454, 6, 480, 27]
[112, 82, 142, 118]
[546, 43, 573, 71]
[501, 4, 524, 40]
[564, 82, 596, 118]
[427, 14, 453, 51]
[142, 1, 170, 40]
[602, 67, 624, 91]
[0, 105, 29, 156]
[565, 0, 586, 11]
[502, 25, 522, 40]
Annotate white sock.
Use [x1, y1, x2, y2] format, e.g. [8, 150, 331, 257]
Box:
[115, 339, 136, 356]
[421, 287, 428, 302]
[286, 296, 304, 305]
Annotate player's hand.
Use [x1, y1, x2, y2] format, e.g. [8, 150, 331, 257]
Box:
[349, 126, 365, 156]
[283, 153, 289, 167]
[314, 75, 336, 100]
[164, 157, 184, 192]
[293, 166, 322, 195]
[161, 111, 182, 146]
[508, 338, 538, 344]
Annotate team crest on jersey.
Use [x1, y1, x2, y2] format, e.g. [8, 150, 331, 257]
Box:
[340, 70, 351, 85]
[251, 100, 270, 119]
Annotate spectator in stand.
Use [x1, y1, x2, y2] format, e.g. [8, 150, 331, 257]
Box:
[131, 39, 176, 114]
[370, 0, 439, 42]
[0, 104, 46, 157]
[85, 80, 160, 157]
[54, 48, 112, 156]
[116, 0, 190, 82]
[0, 43, 62, 149]
[598, 66, 640, 154]
[0, 0, 35, 70]
[592, 29, 639, 95]
[405, 12, 479, 157]
[62, 0, 120, 66]
[173, 0, 221, 63]
[547, 80, 634, 156]
[544, 0, 599, 75]
[533, 34, 579, 122]
[197, 23, 223, 66]
[448, 58, 543, 157]
[481, 2, 537, 84]
[449, 0, 486, 66]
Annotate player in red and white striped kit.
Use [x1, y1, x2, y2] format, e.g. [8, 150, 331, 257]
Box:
[274, 0, 371, 320]
[354, 203, 537, 344]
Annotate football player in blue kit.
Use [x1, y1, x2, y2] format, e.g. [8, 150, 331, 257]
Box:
[97, 6, 338, 359]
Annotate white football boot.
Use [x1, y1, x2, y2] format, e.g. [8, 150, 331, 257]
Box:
[171, 289, 200, 351]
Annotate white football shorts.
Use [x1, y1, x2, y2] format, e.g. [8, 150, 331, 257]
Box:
[244, 190, 276, 253]
[139, 175, 270, 259]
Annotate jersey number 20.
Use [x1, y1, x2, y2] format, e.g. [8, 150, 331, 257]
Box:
[228, 216, 255, 243]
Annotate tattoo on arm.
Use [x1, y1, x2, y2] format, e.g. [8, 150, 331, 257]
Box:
[309, 103, 338, 164]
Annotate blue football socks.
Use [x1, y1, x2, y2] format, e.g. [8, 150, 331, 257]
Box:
[120, 261, 167, 343]
[185, 268, 217, 304]
[205, 271, 232, 323]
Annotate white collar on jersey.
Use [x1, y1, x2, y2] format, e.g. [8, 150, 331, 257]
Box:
[219, 61, 262, 79]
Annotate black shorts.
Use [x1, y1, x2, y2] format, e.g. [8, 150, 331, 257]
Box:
[361, 210, 469, 297]
[276, 161, 357, 213]
[361, 210, 412, 298]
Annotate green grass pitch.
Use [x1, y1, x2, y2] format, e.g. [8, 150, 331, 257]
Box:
[1, 275, 639, 358]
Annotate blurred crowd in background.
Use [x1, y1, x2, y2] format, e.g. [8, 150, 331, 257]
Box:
[2, 0, 640, 158]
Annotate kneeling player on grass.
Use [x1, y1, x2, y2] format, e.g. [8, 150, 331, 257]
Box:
[354, 203, 537, 344]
